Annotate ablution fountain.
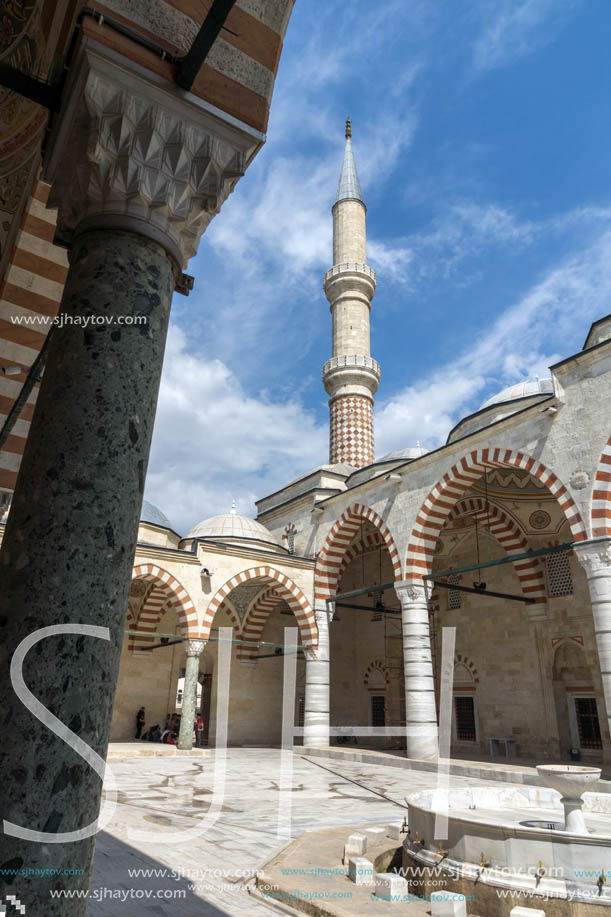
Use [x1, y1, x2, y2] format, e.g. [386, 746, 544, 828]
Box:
[403, 765, 611, 915]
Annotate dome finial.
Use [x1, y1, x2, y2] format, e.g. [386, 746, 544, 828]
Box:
[230, 499, 236, 515]
[345, 117, 352, 139]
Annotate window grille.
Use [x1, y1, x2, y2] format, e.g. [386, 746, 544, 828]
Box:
[575, 697, 602, 749]
[297, 695, 305, 727]
[371, 695, 386, 727]
[448, 573, 461, 609]
[547, 550, 573, 597]
[454, 695, 476, 742]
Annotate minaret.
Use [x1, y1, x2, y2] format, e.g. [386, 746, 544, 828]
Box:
[322, 119, 379, 467]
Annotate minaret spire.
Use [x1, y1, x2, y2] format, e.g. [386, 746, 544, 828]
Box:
[322, 120, 379, 467]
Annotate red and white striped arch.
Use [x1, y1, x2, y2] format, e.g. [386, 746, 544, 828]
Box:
[405, 448, 587, 583]
[592, 435, 611, 538]
[129, 564, 198, 652]
[447, 497, 547, 604]
[237, 586, 283, 661]
[203, 567, 317, 648]
[315, 503, 401, 602]
[338, 531, 384, 578]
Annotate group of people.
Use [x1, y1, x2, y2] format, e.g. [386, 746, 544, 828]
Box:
[135, 707, 205, 746]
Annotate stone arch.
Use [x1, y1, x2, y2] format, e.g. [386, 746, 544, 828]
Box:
[315, 502, 401, 602]
[454, 654, 479, 685]
[338, 531, 385, 577]
[447, 497, 547, 604]
[129, 564, 198, 652]
[405, 448, 587, 582]
[203, 566, 317, 648]
[592, 434, 611, 537]
[363, 659, 390, 688]
[237, 586, 283, 661]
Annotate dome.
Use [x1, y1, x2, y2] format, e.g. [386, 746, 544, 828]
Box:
[378, 445, 427, 462]
[141, 500, 173, 529]
[186, 510, 282, 551]
[480, 378, 553, 409]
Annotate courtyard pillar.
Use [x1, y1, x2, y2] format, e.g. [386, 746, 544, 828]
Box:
[0, 46, 258, 913]
[395, 582, 439, 760]
[178, 639, 206, 750]
[574, 540, 611, 747]
[303, 606, 332, 747]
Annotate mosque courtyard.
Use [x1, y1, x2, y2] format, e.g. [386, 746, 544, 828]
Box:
[84, 747, 611, 916]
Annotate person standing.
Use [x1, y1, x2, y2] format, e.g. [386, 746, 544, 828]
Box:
[135, 706, 145, 739]
[195, 713, 204, 747]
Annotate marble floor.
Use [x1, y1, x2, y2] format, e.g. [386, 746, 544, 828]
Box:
[89, 748, 517, 915]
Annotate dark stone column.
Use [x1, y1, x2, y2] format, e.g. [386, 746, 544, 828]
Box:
[0, 228, 176, 914]
[177, 639, 205, 750]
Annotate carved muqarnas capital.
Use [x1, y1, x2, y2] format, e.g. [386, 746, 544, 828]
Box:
[574, 540, 611, 576]
[395, 581, 429, 604]
[45, 49, 257, 268]
[184, 638, 206, 657]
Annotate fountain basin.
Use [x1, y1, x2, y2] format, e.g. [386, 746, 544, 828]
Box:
[403, 785, 611, 916]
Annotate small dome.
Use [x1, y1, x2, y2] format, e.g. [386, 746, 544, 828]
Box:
[480, 378, 553, 409]
[187, 511, 282, 550]
[378, 445, 427, 462]
[141, 500, 173, 529]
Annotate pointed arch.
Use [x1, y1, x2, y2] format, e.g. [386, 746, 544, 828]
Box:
[447, 497, 547, 604]
[363, 659, 391, 687]
[592, 434, 611, 537]
[203, 566, 317, 648]
[405, 448, 587, 583]
[129, 564, 198, 651]
[338, 531, 385, 577]
[237, 586, 283, 661]
[315, 502, 401, 602]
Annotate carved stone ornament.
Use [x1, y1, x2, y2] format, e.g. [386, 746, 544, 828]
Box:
[395, 581, 428, 604]
[44, 46, 261, 268]
[184, 638, 206, 657]
[574, 541, 611, 576]
[570, 471, 589, 490]
[303, 648, 318, 662]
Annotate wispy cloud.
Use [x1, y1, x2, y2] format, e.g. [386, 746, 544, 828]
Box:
[472, 0, 579, 71]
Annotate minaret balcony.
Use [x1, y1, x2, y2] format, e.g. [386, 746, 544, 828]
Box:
[323, 261, 376, 303]
[322, 354, 381, 397]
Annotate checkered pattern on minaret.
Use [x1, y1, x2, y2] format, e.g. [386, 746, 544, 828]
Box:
[329, 394, 374, 466]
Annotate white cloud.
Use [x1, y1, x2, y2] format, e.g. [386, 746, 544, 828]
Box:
[472, 0, 579, 71]
[145, 326, 327, 533]
[375, 228, 611, 454]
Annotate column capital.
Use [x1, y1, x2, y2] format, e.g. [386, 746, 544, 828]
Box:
[315, 603, 335, 623]
[184, 638, 206, 657]
[44, 46, 262, 269]
[394, 580, 430, 604]
[573, 539, 611, 576]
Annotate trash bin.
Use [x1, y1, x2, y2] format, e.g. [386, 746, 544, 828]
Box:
[570, 747, 581, 761]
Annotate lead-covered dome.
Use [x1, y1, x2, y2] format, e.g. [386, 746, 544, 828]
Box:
[186, 510, 282, 552]
[141, 500, 173, 529]
[480, 377, 553, 409]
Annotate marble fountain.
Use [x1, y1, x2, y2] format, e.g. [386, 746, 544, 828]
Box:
[403, 766, 611, 914]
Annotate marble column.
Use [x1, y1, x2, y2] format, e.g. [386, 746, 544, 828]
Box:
[0, 46, 258, 914]
[303, 606, 332, 747]
[395, 582, 439, 760]
[178, 639, 206, 750]
[574, 540, 611, 749]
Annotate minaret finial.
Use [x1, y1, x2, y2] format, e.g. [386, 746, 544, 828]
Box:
[345, 117, 352, 139]
[230, 499, 236, 515]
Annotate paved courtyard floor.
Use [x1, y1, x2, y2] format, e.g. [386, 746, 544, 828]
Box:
[89, 747, 524, 916]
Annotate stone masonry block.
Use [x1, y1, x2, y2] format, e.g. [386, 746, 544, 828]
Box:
[510, 909, 546, 917]
[431, 890, 467, 917]
[387, 821, 404, 840]
[348, 857, 374, 886]
[347, 832, 367, 854]
[364, 826, 386, 844]
[374, 872, 408, 901]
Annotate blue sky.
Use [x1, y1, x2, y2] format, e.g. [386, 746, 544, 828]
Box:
[145, 0, 611, 533]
